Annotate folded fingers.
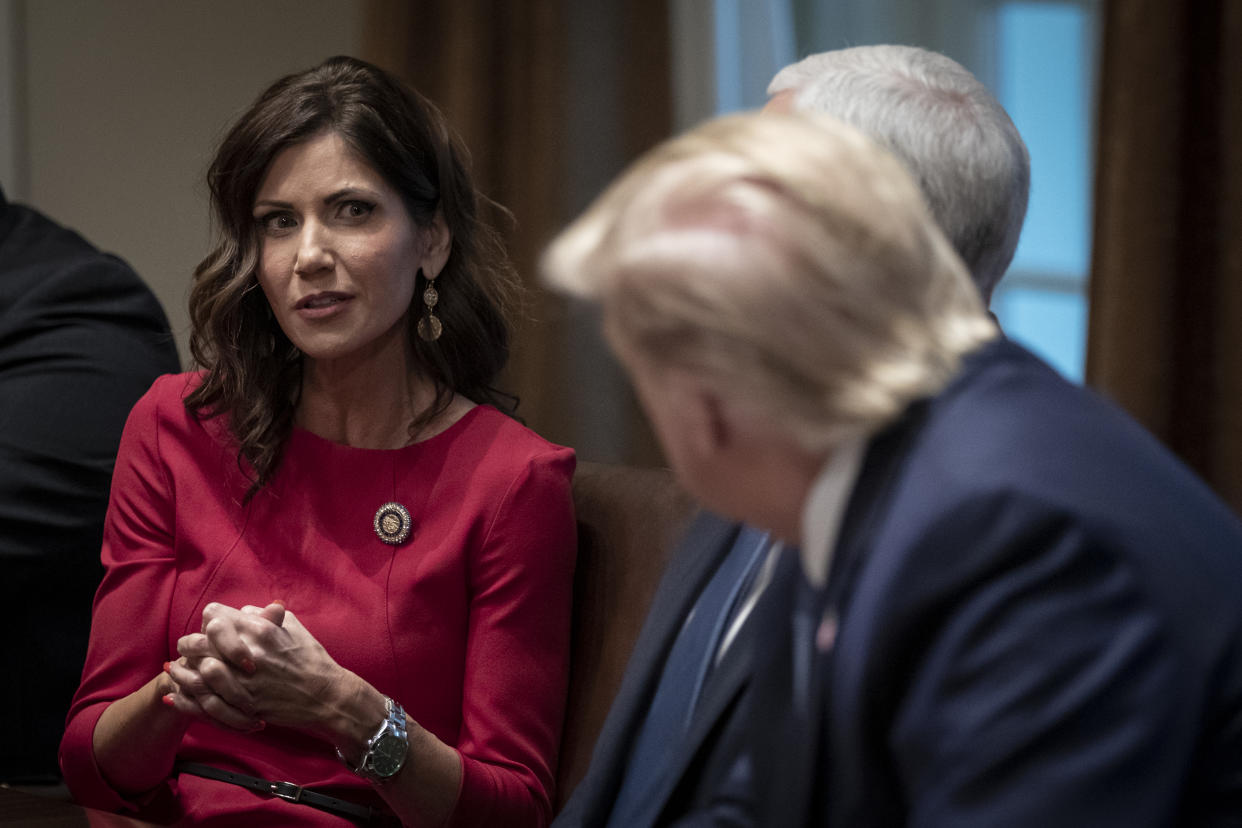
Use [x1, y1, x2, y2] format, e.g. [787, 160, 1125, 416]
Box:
[167, 658, 258, 717]
[165, 688, 264, 732]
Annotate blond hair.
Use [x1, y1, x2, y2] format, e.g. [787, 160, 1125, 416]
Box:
[542, 111, 996, 453]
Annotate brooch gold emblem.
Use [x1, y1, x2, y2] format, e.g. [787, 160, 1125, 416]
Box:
[373, 502, 413, 545]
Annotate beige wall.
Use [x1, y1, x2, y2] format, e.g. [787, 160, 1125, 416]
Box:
[11, 0, 365, 364]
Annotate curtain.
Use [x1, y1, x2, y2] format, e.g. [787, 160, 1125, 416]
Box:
[1086, 0, 1242, 514]
[362, 0, 672, 465]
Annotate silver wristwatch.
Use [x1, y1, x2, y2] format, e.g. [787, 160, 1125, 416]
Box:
[337, 697, 408, 781]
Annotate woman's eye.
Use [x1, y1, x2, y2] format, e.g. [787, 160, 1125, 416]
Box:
[258, 212, 297, 234]
[337, 200, 375, 221]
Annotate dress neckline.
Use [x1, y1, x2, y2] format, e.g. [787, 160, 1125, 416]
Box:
[288, 403, 487, 456]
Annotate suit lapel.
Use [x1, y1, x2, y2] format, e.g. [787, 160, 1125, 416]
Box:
[825, 404, 928, 617]
[753, 407, 929, 826]
[618, 511, 740, 723]
[563, 512, 740, 822]
[797, 403, 930, 824]
[642, 586, 762, 819]
[756, 561, 828, 828]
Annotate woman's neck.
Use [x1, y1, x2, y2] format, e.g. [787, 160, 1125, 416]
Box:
[296, 342, 441, 449]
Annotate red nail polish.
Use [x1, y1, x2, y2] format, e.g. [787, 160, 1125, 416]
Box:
[161, 693, 176, 708]
[272, 600, 286, 608]
[163, 661, 171, 674]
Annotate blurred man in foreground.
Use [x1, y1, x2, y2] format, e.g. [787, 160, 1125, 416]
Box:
[543, 111, 1242, 825]
[553, 45, 1031, 826]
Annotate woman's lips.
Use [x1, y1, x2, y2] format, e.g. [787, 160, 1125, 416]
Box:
[295, 292, 352, 319]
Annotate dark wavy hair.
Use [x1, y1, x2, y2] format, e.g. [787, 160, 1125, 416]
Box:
[187, 55, 521, 498]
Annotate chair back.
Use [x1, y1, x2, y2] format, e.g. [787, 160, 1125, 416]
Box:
[555, 460, 694, 809]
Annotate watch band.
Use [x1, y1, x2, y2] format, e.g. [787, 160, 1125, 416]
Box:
[336, 696, 408, 781]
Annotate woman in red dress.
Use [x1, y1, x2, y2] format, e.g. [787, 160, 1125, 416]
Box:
[60, 55, 577, 827]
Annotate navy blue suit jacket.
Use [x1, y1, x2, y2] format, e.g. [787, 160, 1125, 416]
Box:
[554, 512, 764, 827]
[746, 338, 1242, 826]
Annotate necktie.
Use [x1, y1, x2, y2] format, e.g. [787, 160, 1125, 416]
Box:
[605, 526, 770, 828]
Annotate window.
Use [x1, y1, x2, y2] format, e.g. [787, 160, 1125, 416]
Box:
[991, 1, 1098, 380]
[673, 0, 1100, 380]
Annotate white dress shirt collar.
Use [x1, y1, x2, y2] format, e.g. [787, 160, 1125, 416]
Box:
[799, 436, 868, 588]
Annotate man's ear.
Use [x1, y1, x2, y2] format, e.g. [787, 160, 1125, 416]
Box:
[420, 210, 452, 279]
[692, 383, 734, 455]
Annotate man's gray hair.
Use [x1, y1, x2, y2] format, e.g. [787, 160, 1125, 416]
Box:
[769, 45, 1029, 303]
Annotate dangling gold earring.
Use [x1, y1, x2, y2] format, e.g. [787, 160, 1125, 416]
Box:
[417, 271, 442, 342]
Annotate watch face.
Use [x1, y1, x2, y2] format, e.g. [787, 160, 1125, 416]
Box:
[369, 732, 407, 778]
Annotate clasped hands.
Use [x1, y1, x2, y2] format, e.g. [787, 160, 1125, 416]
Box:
[165, 601, 347, 741]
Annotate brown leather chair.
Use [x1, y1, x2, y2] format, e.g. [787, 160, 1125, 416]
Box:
[555, 460, 695, 810]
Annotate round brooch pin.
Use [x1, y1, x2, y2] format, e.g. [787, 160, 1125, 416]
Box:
[373, 502, 413, 545]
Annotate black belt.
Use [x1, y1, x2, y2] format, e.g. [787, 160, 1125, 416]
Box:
[175, 761, 397, 825]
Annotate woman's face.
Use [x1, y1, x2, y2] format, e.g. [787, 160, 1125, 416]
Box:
[252, 130, 449, 368]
